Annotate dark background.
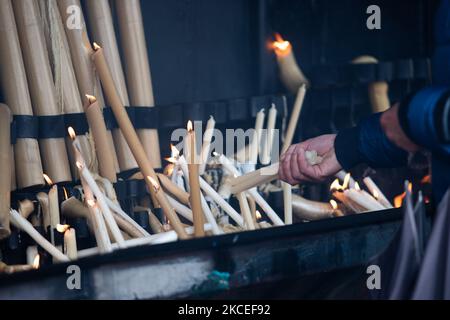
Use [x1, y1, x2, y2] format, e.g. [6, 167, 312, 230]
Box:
[137, 0, 439, 105]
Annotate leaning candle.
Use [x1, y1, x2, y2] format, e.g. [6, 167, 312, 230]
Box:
[147, 176, 190, 239]
[64, 228, 78, 261]
[84, 95, 117, 183]
[0, 104, 11, 239]
[281, 85, 307, 154]
[76, 162, 125, 246]
[92, 43, 187, 239]
[87, 200, 113, 253]
[363, 177, 393, 209]
[215, 153, 284, 226]
[344, 183, 385, 212]
[236, 193, 256, 230]
[186, 121, 205, 237]
[199, 116, 216, 175]
[10, 210, 69, 262]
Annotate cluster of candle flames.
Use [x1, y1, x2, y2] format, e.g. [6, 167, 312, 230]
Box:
[330, 173, 431, 209]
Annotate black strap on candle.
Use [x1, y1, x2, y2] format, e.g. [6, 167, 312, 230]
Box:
[64, 113, 90, 136]
[38, 115, 66, 139]
[12, 115, 39, 140]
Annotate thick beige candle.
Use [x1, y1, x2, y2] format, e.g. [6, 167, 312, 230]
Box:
[0, 0, 43, 189]
[115, 0, 162, 169]
[92, 44, 187, 239]
[13, 0, 72, 183]
[282, 182, 293, 224]
[57, 0, 119, 173]
[186, 122, 205, 237]
[0, 104, 11, 239]
[39, 0, 94, 179]
[84, 95, 117, 183]
[86, 0, 137, 172]
[272, 34, 310, 94]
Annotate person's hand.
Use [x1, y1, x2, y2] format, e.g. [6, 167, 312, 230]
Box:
[279, 134, 342, 185]
[380, 104, 420, 152]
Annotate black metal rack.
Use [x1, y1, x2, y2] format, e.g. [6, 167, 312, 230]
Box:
[0, 208, 403, 299]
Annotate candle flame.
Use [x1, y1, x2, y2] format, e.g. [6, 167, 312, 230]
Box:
[256, 210, 262, 220]
[355, 182, 361, 191]
[330, 199, 338, 210]
[330, 179, 342, 191]
[373, 189, 380, 200]
[394, 183, 413, 208]
[87, 199, 96, 207]
[271, 33, 292, 57]
[147, 176, 161, 192]
[421, 175, 432, 184]
[62, 187, 69, 200]
[187, 121, 193, 132]
[32, 254, 40, 269]
[342, 173, 351, 190]
[85, 94, 97, 104]
[394, 192, 406, 208]
[68, 127, 76, 140]
[56, 224, 70, 233]
[93, 42, 101, 51]
[43, 174, 54, 186]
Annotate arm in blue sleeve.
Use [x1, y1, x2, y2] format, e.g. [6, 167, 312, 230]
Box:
[334, 113, 408, 170]
[398, 86, 450, 158]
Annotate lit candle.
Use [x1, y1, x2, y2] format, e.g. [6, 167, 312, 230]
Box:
[199, 116, 216, 175]
[175, 153, 223, 235]
[261, 104, 277, 165]
[84, 94, 117, 183]
[186, 121, 205, 237]
[92, 44, 187, 239]
[271, 33, 310, 94]
[344, 183, 386, 212]
[363, 177, 393, 209]
[0, 104, 11, 239]
[330, 200, 344, 217]
[43, 175, 60, 235]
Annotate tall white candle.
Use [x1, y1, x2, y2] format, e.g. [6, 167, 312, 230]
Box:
[261, 104, 277, 165]
[250, 109, 265, 165]
[199, 116, 215, 175]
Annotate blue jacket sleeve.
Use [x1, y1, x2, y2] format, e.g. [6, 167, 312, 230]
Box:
[399, 86, 450, 158]
[334, 113, 408, 170]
